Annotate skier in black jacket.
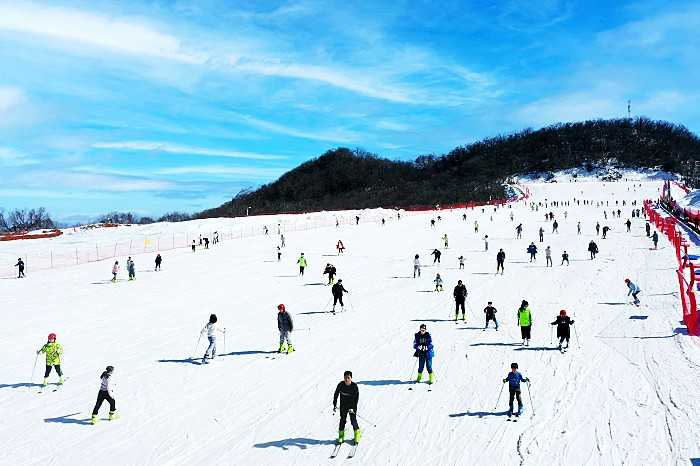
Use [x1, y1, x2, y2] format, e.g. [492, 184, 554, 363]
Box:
[331, 280, 349, 313]
[431, 249, 441, 264]
[551, 310, 574, 350]
[453, 280, 467, 321]
[496, 249, 505, 274]
[333, 371, 360, 445]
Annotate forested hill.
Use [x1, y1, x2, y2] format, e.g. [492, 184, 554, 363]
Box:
[199, 118, 700, 217]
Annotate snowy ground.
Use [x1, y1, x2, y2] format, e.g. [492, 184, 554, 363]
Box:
[1, 178, 699, 466]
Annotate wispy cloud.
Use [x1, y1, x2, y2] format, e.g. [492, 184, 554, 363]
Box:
[0, 87, 24, 113]
[376, 119, 411, 132]
[228, 113, 359, 143]
[155, 165, 287, 178]
[0, 147, 38, 166]
[515, 90, 624, 127]
[92, 141, 286, 160]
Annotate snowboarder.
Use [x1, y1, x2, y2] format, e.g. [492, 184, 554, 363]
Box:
[155, 254, 162, 271]
[127, 257, 135, 281]
[496, 249, 505, 274]
[37, 333, 64, 386]
[277, 304, 294, 353]
[588, 240, 598, 259]
[545, 246, 552, 267]
[625, 278, 641, 306]
[323, 263, 337, 285]
[527, 242, 538, 262]
[625, 219, 631, 232]
[431, 248, 442, 264]
[561, 251, 569, 266]
[517, 300, 532, 346]
[333, 371, 360, 445]
[453, 280, 467, 321]
[413, 324, 435, 384]
[201, 314, 225, 363]
[652, 231, 659, 249]
[538, 227, 544, 242]
[442, 234, 449, 248]
[332, 279, 349, 313]
[484, 301, 498, 330]
[551, 310, 574, 351]
[458, 255, 465, 270]
[516, 224, 523, 239]
[15, 258, 25, 278]
[483, 235, 489, 251]
[414, 254, 421, 278]
[90, 365, 117, 425]
[434, 273, 443, 292]
[337, 240, 345, 254]
[297, 253, 307, 276]
[111, 261, 119, 282]
[602, 226, 610, 239]
[502, 362, 529, 419]
[645, 222, 651, 237]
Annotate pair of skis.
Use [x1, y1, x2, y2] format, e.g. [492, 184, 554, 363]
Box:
[330, 442, 358, 459]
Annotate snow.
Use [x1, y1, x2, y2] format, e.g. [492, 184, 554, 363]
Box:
[1, 179, 699, 466]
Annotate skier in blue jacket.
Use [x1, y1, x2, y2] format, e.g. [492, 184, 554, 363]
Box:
[625, 278, 641, 305]
[503, 362, 530, 418]
[413, 324, 435, 384]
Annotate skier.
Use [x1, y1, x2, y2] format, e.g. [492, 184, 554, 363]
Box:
[561, 250, 569, 266]
[484, 301, 498, 330]
[127, 257, 135, 281]
[37, 333, 64, 386]
[527, 242, 538, 262]
[517, 300, 532, 346]
[516, 224, 523, 239]
[333, 371, 360, 445]
[552, 220, 559, 233]
[354, 215, 360, 225]
[483, 235, 489, 251]
[551, 310, 574, 351]
[577, 222, 581, 235]
[652, 231, 659, 249]
[625, 219, 631, 232]
[204, 237, 209, 249]
[596, 222, 600, 236]
[414, 254, 421, 278]
[264, 226, 269, 235]
[462, 213, 467, 221]
[474, 220, 479, 233]
[90, 365, 117, 424]
[602, 226, 610, 239]
[277, 246, 282, 261]
[332, 279, 349, 313]
[191, 240, 196, 252]
[453, 280, 467, 321]
[645, 222, 651, 237]
[502, 362, 530, 419]
[15, 258, 25, 278]
[200, 314, 226, 363]
[458, 255, 465, 270]
[434, 273, 443, 292]
[496, 249, 505, 274]
[199, 234, 202, 246]
[155, 253, 162, 271]
[297, 253, 308, 276]
[431, 248, 442, 264]
[430, 219, 435, 228]
[588, 240, 599, 259]
[111, 261, 119, 282]
[442, 234, 449, 248]
[538, 227, 544, 242]
[545, 246, 552, 267]
[625, 278, 641, 306]
[323, 263, 337, 285]
[281, 234, 286, 247]
[277, 304, 294, 353]
[413, 324, 435, 384]
[336, 240, 345, 254]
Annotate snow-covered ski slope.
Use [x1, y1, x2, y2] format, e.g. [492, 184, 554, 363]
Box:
[2, 178, 700, 466]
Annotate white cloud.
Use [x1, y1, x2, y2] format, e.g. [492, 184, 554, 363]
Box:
[156, 165, 287, 178]
[376, 119, 411, 132]
[229, 113, 359, 143]
[516, 91, 625, 127]
[0, 87, 24, 113]
[0, 2, 205, 63]
[0, 147, 38, 166]
[92, 141, 286, 160]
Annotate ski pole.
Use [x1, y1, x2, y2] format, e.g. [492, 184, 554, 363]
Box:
[573, 324, 581, 349]
[29, 352, 39, 388]
[223, 330, 227, 354]
[493, 382, 505, 409]
[526, 382, 535, 415]
[349, 409, 377, 427]
[408, 357, 418, 381]
[549, 325, 553, 345]
[192, 334, 202, 359]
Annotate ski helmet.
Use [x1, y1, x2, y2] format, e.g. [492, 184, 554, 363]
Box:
[277, 303, 285, 311]
[47, 333, 56, 341]
[560, 309, 566, 316]
[624, 278, 630, 283]
[106, 365, 114, 373]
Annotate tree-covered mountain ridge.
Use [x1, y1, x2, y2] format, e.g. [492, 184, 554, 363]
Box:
[200, 117, 700, 217]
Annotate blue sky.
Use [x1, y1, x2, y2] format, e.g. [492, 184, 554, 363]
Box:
[0, 0, 698, 221]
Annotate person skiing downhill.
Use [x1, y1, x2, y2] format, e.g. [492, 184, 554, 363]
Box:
[431, 248, 442, 264]
[538, 227, 544, 242]
[596, 222, 600, 236]
[111, 261, 119, 282]
[127, 257, 136, 281]
[91, 365, 117, 425]
[413, 324, 435, 384]
[652, 231, 659, 249]
[200, 314, 226, 363]
[516, 224, 523, 239]
[323, 263, 337, 285]
[414, 254, 421, 278]
[602, 226, 610, 239]
[496, 249, 505, 274]
[453, 280, 467, 321]
[552, 220, 559, 233]
[483, 235, 489, 251]
[588, 240, 599, 259]
[577, 222, 581, 235]
[545, 246, 552, 267]
[551, 310, 574, 351]
[527, 242, 538, 262]
[277, 246, 282, 261]
[502, 363, 530, 419]
[458, 255, 465, 270]
[484, 301, 498, 330]
[37, 333, 64, 386]
[15, 258, 25, 278]
[191, 240, 196, 252]
[561, 251, 570, 266]
[155, 254, 162, 271]
[336, 240, 345, 255]
[517, 300, 532, 346]
[625, 219, 632, 232]
[442, 234, 449, 248]
[625, 279, 641, 305]
[277, 304, 294, 353]
[332, 280, 349, 313]
[434, 273, 443, 292]
[474, 220, 479, 233]
[297, 253, 308, 276]
[333, 371, 360, 445]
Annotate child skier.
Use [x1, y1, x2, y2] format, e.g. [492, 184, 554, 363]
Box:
[551, 310, 574, 351]
[517, 300, 532, 346]
[434, 273, 443, 292]
[277, 304, 294, 353]
[453, 280, 467, 321]
[561, 250, 569, 266]
[625, 278, 641, 305]
[336, 240, 345, 254]
[484, 302, 498, 330]
[414, 254, 421, 278]
[502, 362, 530, 419]
[333, 371, 360, 445]
[111, 261, 119, 282]
[91, 365, 117, 424]
[15, 258, 25, 278]
[413, 324, 435, 384]
[458, 255, 465, 270]
[331, 279, 349, 313]
[323, 263, 337, 285]
[37, 333, 64, 386]
[527, 242, 538, 262]
[200, 314, 226, 363]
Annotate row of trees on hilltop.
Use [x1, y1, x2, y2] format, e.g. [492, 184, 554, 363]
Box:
[0, 208, 55, 233]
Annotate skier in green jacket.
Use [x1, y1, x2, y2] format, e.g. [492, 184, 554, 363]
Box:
[297, 253, 308, 276]
[37, 333, 64, 386]
[517, 301, 532, 346]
